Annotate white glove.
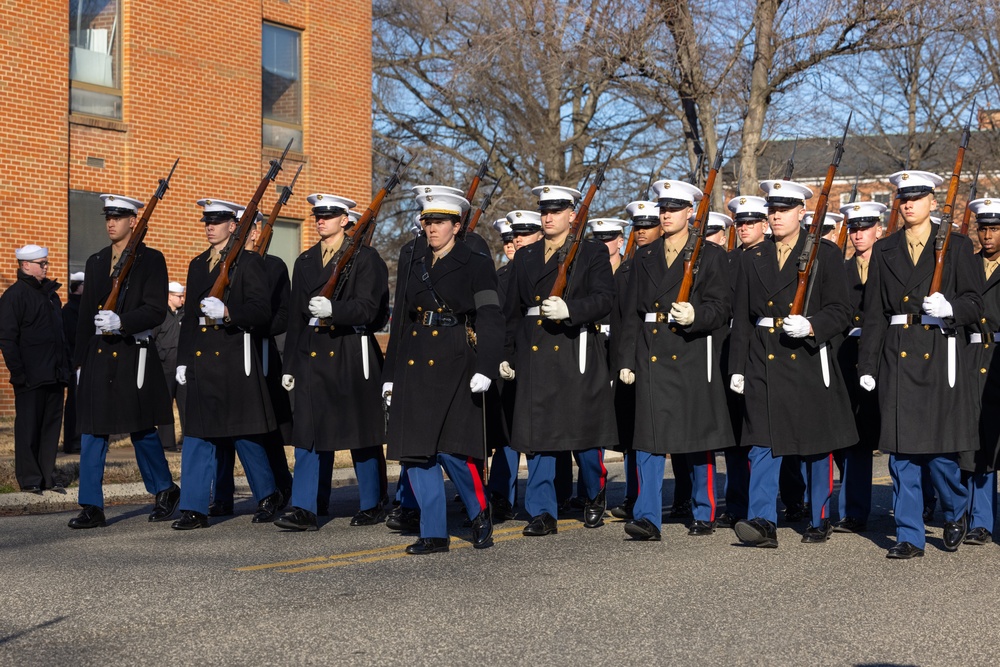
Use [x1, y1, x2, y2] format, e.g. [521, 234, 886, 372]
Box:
[200, 296, 225, 319]
[176, 365, 187, 386]
[782, 314, 811, 338]
[382, 382, 393, 407]
[540, 296, 570, 321]
[308, 296, 333, 319]
[730, 374, 745, 395]
[619, 369, 635, 385]
[499, 361, 516, 380]
[281, 374, 295, 391]
[94, 310, 121, 334]
[470, 373, 492, 393]
[860, 375, 876, 392]
[923, 292, 954, 319]
[669, 302, 695, 326]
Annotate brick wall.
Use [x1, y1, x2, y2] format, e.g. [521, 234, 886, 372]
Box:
[0, 1, 372, 418]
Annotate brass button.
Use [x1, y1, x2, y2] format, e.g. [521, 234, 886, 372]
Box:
[854, 316, 860, 322]
[670, 326, 677, 333]
[537, 319, 543, 326]
[315, 327, 320, 332]
[330, 325, 335, 331]
[417, 306, 423, 312]
[768, 327, 775, 334]
[112, 351, 117, 358]
[411, 331, 417, 336]
[903, 324, 909, 329]
[767, 354, 774, 360]
[553, 345, 559, 351]
[788, 303, 793, 309]
[329, 351, 335, 357]
[924, 325, 930, 331]
[201, 327, 207, 332]
[408, 360, 414, 366]
[767, 300, 773, 307]
[651, 356, 657, 362]
[428, 360, 434, 366]
[986, 344, 991, 349]
[214, 351, 220, 356]
[982, 368, 988, 374]
[531, 345, 538, 352]
[195, 351, 201, 357]
[310, 352, 317, 357]
[982, 318, 988, 324]
[214, 325, 220, 330]
[654, 302, 660, 308]
[900, 351, 907, 358]
[923, 353, 930, 360]
[97, 348, 102, 354]
[436, 307, 443, 313]
[432, 330, 439, 337]
[535, 296, 541, 302]
[903, 296, 909, 303]
[790, 353, 796, 360]
[671, 355, 677, 360]
[652, 328, 658, 334]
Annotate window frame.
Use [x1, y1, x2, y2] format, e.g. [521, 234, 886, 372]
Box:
[261, 22, 303, 151]
[69, 0, 123, 120]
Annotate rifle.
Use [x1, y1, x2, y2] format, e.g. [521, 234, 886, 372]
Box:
[689, 152, 705, 187]
[836, 169, 861, 252]
[253, 163, 302, 257]
[791, 114, 851, 316]
[677, 129, 730, 302]
[102, 158, 179, 312]
[460, 138, 496, 236]
[464, 177, 502, 235]
[930, 103, 975, 295]
[550, 154, 611, 298]
[209, 139, 292, 300]
[783, 137, 797, 180]
[320, 157, 408, 301]
[624, 169, 655, 261]
[958, 160, 981, 236]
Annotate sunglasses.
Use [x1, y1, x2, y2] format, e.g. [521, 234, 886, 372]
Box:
[27, 260, 50, 267]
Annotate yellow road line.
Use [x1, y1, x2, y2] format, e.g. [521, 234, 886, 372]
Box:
[240, 519, 588, 573]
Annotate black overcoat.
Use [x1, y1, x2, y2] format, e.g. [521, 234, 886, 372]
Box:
[857, 226, 983, 454]
[0, 273, 71, 392]
[258, 254, 293, 443]
[970, 252, 1000, 472]
[617, 238, 735, 454]
[75, 244, 172, 434]
[178, 249, 275, 438]
[836, 255, 880, 449]
[502, 238, 618, 454]
[730, 235, 857, 455]
[610, 258, 635, 452]
[284, 243, 389, 452]
[384, 241, 504, 461]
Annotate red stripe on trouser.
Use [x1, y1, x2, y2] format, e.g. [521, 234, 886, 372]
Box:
[467, 457, 488, 512]
[706, 451, 716, 522]
[822, 452, 833, 520]
[598, 449, 607, 490]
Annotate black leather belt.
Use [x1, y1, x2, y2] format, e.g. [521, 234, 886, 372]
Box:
[421, 311, 460, 327]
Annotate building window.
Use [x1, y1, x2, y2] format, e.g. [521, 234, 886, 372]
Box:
[262, 23, 302, 152]
[69, 0, 122, 119]
[69, 190, 108, 273]
[871, 191, 892, 205]
[268, 219, 302, 277]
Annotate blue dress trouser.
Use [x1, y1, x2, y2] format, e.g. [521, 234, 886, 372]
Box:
[836, 442, 873, 522]
[292, 446, 385, 515]
[889, 453, 968, 549]
[966, 471, 996, 532]
[525, 449, 606, 519]
[79, 429, 174, 508]
[394, 463, 418, 508]
[486, 444, 520, 505]
[748, 446, 834, 526]
[407, 454, 488, 538]
[178, 436, 276, 515]
[634, 450, 717, 530]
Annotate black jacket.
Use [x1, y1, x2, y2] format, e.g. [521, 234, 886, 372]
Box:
[0, 272, 70, 393]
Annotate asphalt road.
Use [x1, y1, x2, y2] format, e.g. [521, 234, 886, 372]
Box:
[1, 456, 997, 667]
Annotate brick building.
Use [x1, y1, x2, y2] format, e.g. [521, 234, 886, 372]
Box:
[0, 1, 372, 417]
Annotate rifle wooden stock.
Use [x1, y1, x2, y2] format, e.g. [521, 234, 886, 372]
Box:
[886, 194, 902, 234]
[726, 224, 736, 251]
[677, 130, 729, 303]
[102, 158, 179, 311]
[929, 145, 967, 295]
[549, 160, 609, 299]
[623, 228, 638, 261]
[790, 162, 838, 315]
[253, 164, 302, 257]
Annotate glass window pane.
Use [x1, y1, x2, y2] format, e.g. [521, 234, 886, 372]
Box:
[70, 85, 122, 119]
[69, 190, 108, 274]
[262, 122, 303, 153]
[262, 24, 301, 127]
[69, 0, 119, 89]
[268, 219, 302, 277]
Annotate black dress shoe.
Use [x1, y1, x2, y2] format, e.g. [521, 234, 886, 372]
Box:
[943, 514, 968, 551]
[350, 503, 387, 526]
[668, 500, 693, 519]
[208, 501, 234, 517]
[964, 527, 992, 545]
[886, 541, 924, 559]
[688, 520, 716, 536]
[49, 483, 67, 495]
[610, 498, 635, 521]
[832, 517, 867, 534]
[149, 483, 181, 522]
[470, 506, 493, 548]
[68, 505, 106, 529]
[172, 511, 208, 530]
[783, 503, 807, 522]
[405, 537, 450, 554]
[385, 507, 421, 532]
[624, 518, 661, 541]
[274, 507, 319, 531]
[252, 491, 284, 523]
[715, 512, 739, 528]
[734, 517, 778, 548]
[22, 485, 43, 496]
[801, 519, 834, 543]
[490, 495, 515, 522]
[583, 489, 607, 528]
[523, 512, 558, 536]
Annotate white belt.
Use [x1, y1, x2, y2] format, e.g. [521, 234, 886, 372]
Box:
[756, 317, 776, 327]
[644, 312, 676, 323]
[970, 332, 1000, 344]
[848, 328, 862, 337]
[526, 307, 540, 316]
[198, 317, 219, 326]
[599, 324, 610, 335]
[889, 314, 945, 327]
[94, 327, 152, 343]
